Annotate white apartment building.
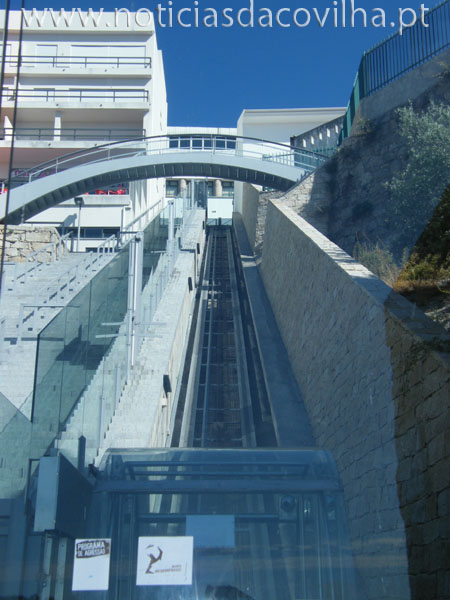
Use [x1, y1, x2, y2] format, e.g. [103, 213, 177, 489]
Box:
[234, 107, 346, 212]
[0, 9, 168, 249]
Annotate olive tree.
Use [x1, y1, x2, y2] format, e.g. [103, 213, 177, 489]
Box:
[386, 100, 450, 255]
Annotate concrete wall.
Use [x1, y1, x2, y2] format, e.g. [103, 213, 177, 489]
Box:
[248, 198, 450, 600]
[291, 114, 343, 155]
[240, 184, 283, 256]
[237, 108, 346, 145]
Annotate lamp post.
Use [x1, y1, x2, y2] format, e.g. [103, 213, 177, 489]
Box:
[74, 196, 84, 252]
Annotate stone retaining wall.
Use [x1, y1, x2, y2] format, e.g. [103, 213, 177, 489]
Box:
[240, 185, 283, 256]
[246, 49, 450, 260]
[0, 225, 62, 262]
[251, 199, 450, 600]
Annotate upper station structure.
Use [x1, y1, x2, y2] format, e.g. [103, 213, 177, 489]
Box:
[0, 9, 345, 241]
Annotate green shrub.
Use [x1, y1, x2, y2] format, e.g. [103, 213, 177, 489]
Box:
[353, 241, 400, 286]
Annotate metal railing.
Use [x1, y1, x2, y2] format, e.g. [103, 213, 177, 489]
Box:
[6, 134, 327, 189]
[0, 127, 146, 141]
[15, 235, 117, 342]
[339, 0, 450, 143]
[3, 88, 149, 103]
[0, 318, 5, 364]
[5, 55, 152, 68]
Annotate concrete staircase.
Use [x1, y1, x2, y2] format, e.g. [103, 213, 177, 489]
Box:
[0, 247, 116, 496]
[0, 249, 115, 413]
[57, 245, 174, 467]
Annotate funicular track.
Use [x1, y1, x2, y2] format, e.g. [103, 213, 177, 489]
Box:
[86, 225, 357, 600]
[177, 225, 276, 449]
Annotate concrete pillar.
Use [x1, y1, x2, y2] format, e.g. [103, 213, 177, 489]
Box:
[214, 179, 222, 197]
[53, 111, 61, 141]
[179, 179, 187, 195]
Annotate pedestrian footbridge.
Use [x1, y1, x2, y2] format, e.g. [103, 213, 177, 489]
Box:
[0, 134, 326, 224]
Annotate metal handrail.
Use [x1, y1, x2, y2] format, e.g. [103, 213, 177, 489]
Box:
[5, 55, 152, 68]
[7, 134, 328, 189]
[339, 0, 450, 143]
[15, 235, 117, 341]
[1, 127, 146, 141]
[5, 88, 149, 102]
[0, 318, 5, 364]
[19, 232, 73, 283]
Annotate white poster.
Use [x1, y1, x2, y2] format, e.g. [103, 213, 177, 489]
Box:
[136, 536, 193, 586]
[72, 538, 111, 591]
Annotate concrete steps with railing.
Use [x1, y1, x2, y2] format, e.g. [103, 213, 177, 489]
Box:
[57, 240, 177, 467]
[0, 242, 117, 411]
[95, 215, 205, 465]
[56, 320, 128, 467]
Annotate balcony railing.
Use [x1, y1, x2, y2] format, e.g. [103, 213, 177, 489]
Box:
[5, 55, 152, 68]
[3, 88, 149, 103]
[0, 127, 146, 141]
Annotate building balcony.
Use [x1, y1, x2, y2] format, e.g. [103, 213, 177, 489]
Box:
[4, 55, 152, 76]
[0, 127, 146, 142]
[2, 87, 150, 108]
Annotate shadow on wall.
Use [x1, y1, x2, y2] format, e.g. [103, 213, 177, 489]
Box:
[244, 198, 450, 600]
[386, 308, 450, 600]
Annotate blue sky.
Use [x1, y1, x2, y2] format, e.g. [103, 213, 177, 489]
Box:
[9, 0, 438, 126]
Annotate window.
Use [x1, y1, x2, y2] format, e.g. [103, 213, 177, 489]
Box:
[222, 182, 234, 198]
[166, 180, 179, 197]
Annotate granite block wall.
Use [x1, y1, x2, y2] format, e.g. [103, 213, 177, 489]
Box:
[251, 198, 450, 600]
[0, 225, 63, 262]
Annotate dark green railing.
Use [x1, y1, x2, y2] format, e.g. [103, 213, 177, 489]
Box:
[339, 0, 450, 144]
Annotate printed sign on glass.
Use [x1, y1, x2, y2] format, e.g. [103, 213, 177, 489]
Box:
[72, 538, 111, 591]
[136, 536, 193, 586]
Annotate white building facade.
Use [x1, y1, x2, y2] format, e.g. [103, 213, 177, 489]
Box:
[0, 9, 168, 249]
[234, 107, 345, 212]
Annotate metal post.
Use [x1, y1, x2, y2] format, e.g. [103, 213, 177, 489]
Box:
[0, 318, 5, 364]
[24, 256, 29, 282]
[40, 533, 54, 600]
[168, 199, 175, 272]
[97, 394, 106, 449]
[74, 196, 84, 252]
[54, 537, 68, 599]
[32, 305, 38, 334]
[77, 436, 86, 472]
[133, 231, 144, 359]
[182, 187, 188, 244]
[125, 232, 144, 381]
[114, 364, 121, 410]
[12, 262, 18, 291]
[168, 199, 174, 244]
[126, 236, 136, 382]
[17, 304, 24, 342]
